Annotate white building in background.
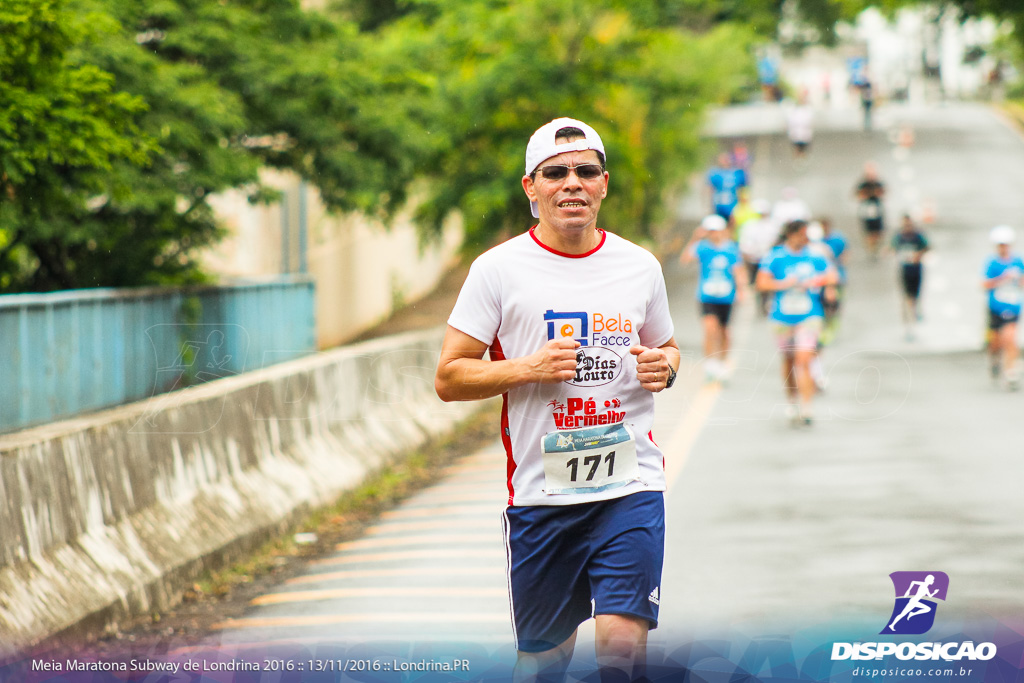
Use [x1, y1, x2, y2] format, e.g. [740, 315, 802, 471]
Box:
[203, 171, 463, 350]
[855, 6, 1007, 101]
[778, 5, 1013, 108]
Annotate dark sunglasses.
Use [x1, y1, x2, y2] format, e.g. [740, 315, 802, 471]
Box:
[536, 164, 604, 181]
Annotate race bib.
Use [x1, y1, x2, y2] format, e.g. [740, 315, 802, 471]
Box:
[779, 290, 813, 316]
[714, 191, 735, 206]
[994, 285, 1021, 306]
[702, 274, 734, 299]
[859, 200, 880, 220]
[541, 423, 640, 495]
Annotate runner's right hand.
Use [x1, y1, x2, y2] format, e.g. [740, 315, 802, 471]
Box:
[523, 339, 580, 384]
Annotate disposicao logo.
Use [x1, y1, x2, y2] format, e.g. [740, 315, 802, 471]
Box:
[831, 571, 998, 663]
[882, 571, 948, 635]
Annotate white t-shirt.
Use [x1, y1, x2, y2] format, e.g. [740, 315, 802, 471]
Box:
[738, 217, 780, 261]
[448, 228, 674, 506]
[770, 197, 812, 230]
[786, 104, 814, 143]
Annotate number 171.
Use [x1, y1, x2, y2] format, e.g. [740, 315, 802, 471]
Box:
[566, 451, 615, 482]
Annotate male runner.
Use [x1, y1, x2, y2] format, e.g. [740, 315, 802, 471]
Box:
[738, 199, 777, 316]
[435, 117, 680, 682]
[892, 214, 929, 341]
[806, 221, 838, 391]
[982, 225, 1024, 390]
[770, 186, 811, 231]
[756, 220, 838, 426]
[706, 152, 747, 221]
[786, 91, 814, 159]
[680, 213, 746, 381]
[854, 162, 886, 257]
[860, 79, 875, 131]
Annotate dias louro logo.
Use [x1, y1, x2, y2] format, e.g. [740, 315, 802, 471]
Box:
[831, 572, 997, 663]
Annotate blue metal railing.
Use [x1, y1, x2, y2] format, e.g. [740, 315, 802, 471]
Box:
[0, 277, 316, 434]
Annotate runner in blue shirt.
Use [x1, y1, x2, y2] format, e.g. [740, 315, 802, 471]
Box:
[680, 214, 747, 382]
[982, 225, 1024, 389]
[706, 152, 747, 222]
[756, 220, 838, 425]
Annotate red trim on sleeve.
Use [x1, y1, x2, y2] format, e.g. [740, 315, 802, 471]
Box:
[529, 226, 606, 258]
[489, 338, 517, 505]
[648, 430, 665, 469]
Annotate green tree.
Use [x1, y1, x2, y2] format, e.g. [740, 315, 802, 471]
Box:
[1, 0, 433, 292]
[385, 0, 756, 252]
[0, 0, 153, 290]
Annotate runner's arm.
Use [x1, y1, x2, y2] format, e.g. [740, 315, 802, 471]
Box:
[981, 267, 1008, 290]
[755, 266, 794, 292]
[678, 231, 706, 265]
[814, 265, 840, 288]
[435, 325, 579, 402]
[733, 263, 748, 302]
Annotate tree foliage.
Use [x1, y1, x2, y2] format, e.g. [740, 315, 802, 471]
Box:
[372, 0, 756, 252]
[0, 0, 153, 290]
[2, 0, 763, 291]
[1, 0, 431, 292]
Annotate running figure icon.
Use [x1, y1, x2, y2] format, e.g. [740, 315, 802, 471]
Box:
[887, 575, 938, 632]
[882, 571, 949, 635]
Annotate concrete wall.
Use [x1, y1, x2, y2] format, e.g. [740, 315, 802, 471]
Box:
[204, 171, 464, 350]
[0, 328, 486, 657]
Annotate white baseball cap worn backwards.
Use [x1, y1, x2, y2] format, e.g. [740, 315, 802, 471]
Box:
[525, 117, 606, 218]
[991, 225, 1015, 245]
[701, 214, 727, 231]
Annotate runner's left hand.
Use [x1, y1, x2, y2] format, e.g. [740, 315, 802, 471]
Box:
[630, 345, 671, 393]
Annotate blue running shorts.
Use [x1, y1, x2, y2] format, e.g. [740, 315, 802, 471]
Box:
[501, 491, 665, 653]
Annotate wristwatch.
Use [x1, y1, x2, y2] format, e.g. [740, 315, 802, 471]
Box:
[665, 364, 677, 388]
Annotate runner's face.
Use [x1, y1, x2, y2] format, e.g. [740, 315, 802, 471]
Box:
[708, 229, 728, 245]
[523, 147, 607, 236]
[786, 227, 808, 249]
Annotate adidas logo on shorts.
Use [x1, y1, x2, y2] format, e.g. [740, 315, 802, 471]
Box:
[648, 586, 660, 606]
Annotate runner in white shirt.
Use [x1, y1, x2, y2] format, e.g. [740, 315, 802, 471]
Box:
[786, 92, 814, 159]
[770, 186, 812, 233]
[435, 118, 680, 682]
[738, 199, 778, 316]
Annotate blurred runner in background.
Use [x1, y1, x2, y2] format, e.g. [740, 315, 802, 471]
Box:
[854, 162, 886, 258]
[820, 217, 848, 344]
[771, 186, 812, 231]
[738, 199, 777, 316]
[982, 225, 1024, 390]
[706, 152, 747, 222]
[680, 214, 747, 382]
[757, 220, 838, 427]
[786, 91, 814, 160]
[892, 214, 929, 342]
[806, 221, 838, 391]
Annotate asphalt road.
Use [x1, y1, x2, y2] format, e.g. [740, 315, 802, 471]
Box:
[193, 100, 1024, 675]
